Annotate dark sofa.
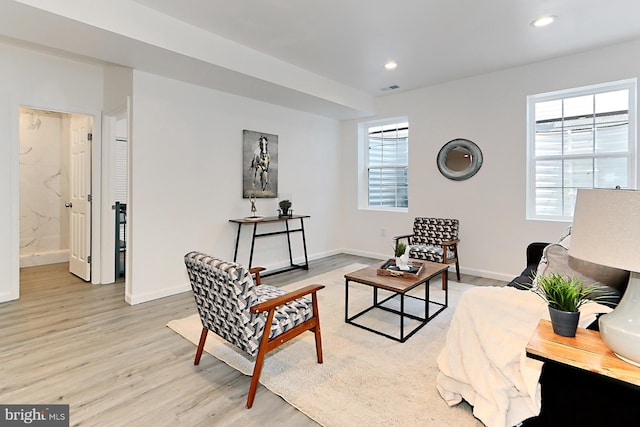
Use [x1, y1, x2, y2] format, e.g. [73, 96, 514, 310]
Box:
[508, 242, 636, 426]
[506, 242, 548, 290]
[507, 241, 627, 329]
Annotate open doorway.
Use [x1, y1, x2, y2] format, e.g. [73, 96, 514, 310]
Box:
[113, 113, 128, 281]
[19, 107, 93, 281]
[101, 109, 130, 285]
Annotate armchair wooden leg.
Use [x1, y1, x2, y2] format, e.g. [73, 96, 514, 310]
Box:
[194, 327, 208, 365]
[247, 309, 275, 409]
[247, 347, 267, 409]
[455, 259, 461, 281]
[312, 292, 323, 364]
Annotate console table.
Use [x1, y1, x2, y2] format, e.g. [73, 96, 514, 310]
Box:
[523, 319, 640, 425]
[229, 215, 310, 277]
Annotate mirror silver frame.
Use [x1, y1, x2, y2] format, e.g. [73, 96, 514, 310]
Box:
[437, 138, 483, 181]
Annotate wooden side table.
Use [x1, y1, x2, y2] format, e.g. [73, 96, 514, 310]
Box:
[523, 319, 640, 425]
[527, 319, 640, 385]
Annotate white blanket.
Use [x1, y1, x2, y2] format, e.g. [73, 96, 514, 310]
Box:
[436, 286, 611, 427]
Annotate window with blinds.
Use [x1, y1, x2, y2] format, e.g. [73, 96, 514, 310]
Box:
[367, 121, 408, 208]
[527, 80, 636, 220]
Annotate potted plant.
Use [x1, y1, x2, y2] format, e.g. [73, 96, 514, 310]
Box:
[278, 199, 292, 217]
[532, 273, 610, 337]
[394, 241, 410, 271]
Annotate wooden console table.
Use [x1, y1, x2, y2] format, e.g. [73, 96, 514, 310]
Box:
[523, 319, 640, 425]
[229, 215, 310, 277]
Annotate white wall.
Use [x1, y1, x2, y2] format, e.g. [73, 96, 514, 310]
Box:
[127, 71, 342, 304]
[3, 36, 640, 304]
[103, 65, 133, 114]
[340, 39, 640, 282]
[0, 41, 103, 302]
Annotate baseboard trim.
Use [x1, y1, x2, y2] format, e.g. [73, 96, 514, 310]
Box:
[339, 248, 513, 283]
[124, 249, 514, 305]
[126, 283, 190, 305]
[0, 290, 18, 303]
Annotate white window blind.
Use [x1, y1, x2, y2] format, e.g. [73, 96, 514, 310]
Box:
[115, 137, 128, 203]
[527, 80, 636, 220]
[367, 121, 408, 208]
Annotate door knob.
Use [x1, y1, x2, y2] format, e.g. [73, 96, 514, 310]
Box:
[65, 202, 72, 208]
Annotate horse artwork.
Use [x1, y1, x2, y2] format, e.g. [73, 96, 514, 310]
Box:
[242, 130, 278, 198]
[251, 136, 270, 191]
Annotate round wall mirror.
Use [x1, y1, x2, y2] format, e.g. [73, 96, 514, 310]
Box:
[437, 138, 483, 181]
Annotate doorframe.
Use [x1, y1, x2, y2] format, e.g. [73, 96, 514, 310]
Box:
[101, 106, 129, 285]
[11, 101, 103, 299]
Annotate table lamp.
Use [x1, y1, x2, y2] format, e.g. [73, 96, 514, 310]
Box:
[569, 188, 640, 366]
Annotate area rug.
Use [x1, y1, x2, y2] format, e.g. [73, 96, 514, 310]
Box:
[168, 264, 483, 426]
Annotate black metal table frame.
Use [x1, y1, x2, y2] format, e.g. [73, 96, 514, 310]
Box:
[230, 215, 309, 277]
[344, 274, 448, 342]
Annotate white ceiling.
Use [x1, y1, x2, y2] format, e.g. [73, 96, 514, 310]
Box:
[131, 0, 640, 95]
[2, 0, 640, 119]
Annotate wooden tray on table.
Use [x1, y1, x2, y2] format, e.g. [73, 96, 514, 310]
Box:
[377, 259, 425, 279]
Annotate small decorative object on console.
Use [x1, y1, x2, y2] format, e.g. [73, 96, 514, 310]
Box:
[278, 199, 292, 217]
[245, 194, 263, 221]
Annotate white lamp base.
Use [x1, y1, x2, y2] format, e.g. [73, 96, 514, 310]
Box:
[613, 352, 640, 368]
[599, 271, 640, 366]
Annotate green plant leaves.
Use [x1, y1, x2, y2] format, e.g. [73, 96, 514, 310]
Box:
[394, 242, 407, 257]
[531, 272, 611, 312]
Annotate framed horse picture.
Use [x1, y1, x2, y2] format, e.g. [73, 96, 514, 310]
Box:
[242, 129, 278, 198]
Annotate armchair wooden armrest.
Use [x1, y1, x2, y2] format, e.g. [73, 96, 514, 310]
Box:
[440, 238, 460, 246]
[392, 233, 414, 241]
[248, 283, 325, 408]
[250, 285, 325, 314]
[249, 266, 266, 285]
[393, 234, 414, 251]
[440, 239, 460, 277]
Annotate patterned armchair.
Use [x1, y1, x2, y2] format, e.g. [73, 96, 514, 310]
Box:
[393, 217, 460, 281]
[184, 251, 324, 408]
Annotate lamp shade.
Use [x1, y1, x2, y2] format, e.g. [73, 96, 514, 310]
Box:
[570, 188, 640, 366]
[569, 188, 640, 272]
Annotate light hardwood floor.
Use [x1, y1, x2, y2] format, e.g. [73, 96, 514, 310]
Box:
[1, 255, 506, 426]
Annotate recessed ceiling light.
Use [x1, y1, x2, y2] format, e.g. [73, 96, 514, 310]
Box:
[531, 15, 556, 27]
[384, 61, 397, 70]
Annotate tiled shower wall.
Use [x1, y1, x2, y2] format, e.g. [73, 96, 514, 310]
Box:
[19, 108, 71, 267]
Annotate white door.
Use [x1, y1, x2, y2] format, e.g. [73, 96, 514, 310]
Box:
[68, 116, 92, 280]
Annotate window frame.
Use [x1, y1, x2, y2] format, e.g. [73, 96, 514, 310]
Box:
[526, 79, 637, 221]
[359, 117, 409, 211]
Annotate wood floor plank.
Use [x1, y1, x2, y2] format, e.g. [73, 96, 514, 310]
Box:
[1, 254, 506, 426]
